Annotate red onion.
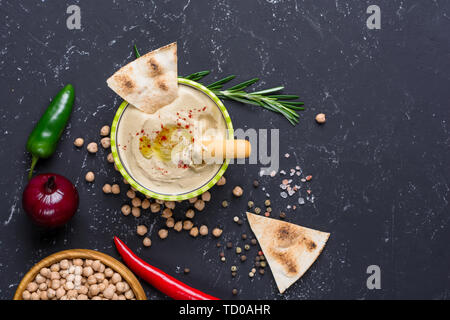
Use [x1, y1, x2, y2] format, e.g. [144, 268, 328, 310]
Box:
[22, 173, 79, 228]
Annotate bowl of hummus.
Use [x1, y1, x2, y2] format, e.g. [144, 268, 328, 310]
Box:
[110, 78, 233, 201]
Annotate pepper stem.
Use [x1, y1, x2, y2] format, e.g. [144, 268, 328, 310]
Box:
[28, 155, 39, 180]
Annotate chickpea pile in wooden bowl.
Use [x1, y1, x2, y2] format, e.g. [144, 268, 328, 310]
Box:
[14, 249, 146, 300]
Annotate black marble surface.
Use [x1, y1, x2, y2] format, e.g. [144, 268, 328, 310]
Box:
[0, 0, 449, 300]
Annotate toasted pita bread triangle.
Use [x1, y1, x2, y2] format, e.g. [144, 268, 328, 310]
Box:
[246, 212, 330, 293]
[107, 42, 178, 114]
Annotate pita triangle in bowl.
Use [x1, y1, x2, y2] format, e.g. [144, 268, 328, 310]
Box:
[107, 42, 178, 114]
[246, 212, 330, 294]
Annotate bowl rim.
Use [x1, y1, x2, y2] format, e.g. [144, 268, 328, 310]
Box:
[110, 78, 234, 201]
[13, 249, 147, 300]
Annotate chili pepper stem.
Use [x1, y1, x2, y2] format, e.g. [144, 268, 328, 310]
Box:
[28, 155, 39, 180]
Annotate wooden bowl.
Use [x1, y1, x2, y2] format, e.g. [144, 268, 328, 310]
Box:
[13, 249, 147, 300]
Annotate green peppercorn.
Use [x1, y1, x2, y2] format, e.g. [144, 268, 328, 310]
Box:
[231, 265, 237, 272]
[222, 200, 229, 208]
[254, 207, 261, 214]
[235, 247, 242, 254]
[247, 201, 254, 208]
[266, 207, 272, 213]
[244, 244, 250, 251]
[264, 199, 271, 206]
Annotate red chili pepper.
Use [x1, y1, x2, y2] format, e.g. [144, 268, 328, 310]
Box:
[114, 236, 220, 300]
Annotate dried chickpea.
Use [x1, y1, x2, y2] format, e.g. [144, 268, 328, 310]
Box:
[22, 290, 31, 300]
[137, 225, 148, 236]
[101, 137, 111, 149]
[87, 142, 98, 153]
[111, 273, 121, 284]
[162, 208, 172, 218]
[100, 125, 110, 136]
[141, 199, 150, 209]
[232, 186, 243, 197]
[166, 217, 175, 228]
[183, 220, 193, 231]
[102, 184, 112, 194]
[143, 237, 152, 247]
[131, 207, 141, 217]
[199, 225, 208, 236]
[158, 229, 168, 239]
[27, 282, 38, 293]
[132, 197, 142, 207]
[315, 113, 326, 124]
[104, 268, 114, 278]
[107, 153, 114, 163]
[212, 228, 223, 238]
[111, 184, 120, 194]
[185, 209, 195, 219]
[126, 189, 136, 199]
[194, 199, 205, 211]
[150, 202, 161, 213]
[188, 197, 197, 204]
[201, 191, 211, 202]
[121, 205, 131, 216]
[189, 227, 199, 237]
[164, 201, 175, 209]
[74, 138, 84, 147]
[174, 221, 183, 232]
[216, 176, 226, 186]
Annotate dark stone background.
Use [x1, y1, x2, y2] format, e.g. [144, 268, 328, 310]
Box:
[0, 0, 448, 300]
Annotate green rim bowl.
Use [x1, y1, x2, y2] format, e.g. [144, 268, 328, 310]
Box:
[110, 78, 234, 201]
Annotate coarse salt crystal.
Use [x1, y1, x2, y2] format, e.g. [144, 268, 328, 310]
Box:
[270, 170, 276, 177]
[298, 197, 305, 205]
[280, 192, 287, 198]
[280, 184, 287, 190]
[280, 170, 286, 175]
[301, 178, 306, 182]
[285, 153, 290, 158]
[295, 166, 300, 170]
[288, 189, 295, 196]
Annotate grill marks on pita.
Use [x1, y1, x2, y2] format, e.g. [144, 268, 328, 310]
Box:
[107, 42, 178, 114]
[246, 212, 330, 293]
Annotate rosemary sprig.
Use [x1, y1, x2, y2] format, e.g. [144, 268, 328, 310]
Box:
[186, 72, 305, 125]
[132, 45, 304, 125]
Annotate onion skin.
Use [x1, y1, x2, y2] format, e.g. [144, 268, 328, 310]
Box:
[22, 173, 79, 228]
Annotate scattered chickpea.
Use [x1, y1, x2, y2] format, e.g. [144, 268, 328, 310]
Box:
[107, 153, 114, 163]
[131, 197, 141, 207]
[315, 113, 326, 124]
[136, 225, 148, 236]
[166, 217, 175, 228]
[174, 221, 183, 232]
[142, 237, 152, 247]
[162, 208, 172, 218]
[199, 225, 208, 236]
[126, 189, 136, 199]
[111, 184, 120, 194]
[87, 142, 98, 154]
[164, 201, 176, 209]
[194, 199, 205, 211]
[100, 125, 110, 136]
[201, 191, 211, 202]
[212, 228, 223, 238]
[100, 137, 111, 149]
[150, 203, 161, 213]
[232, 186, 243, 197]
[74, 138, 84, 148]
[183, 220, 194, 231]
[188, 197, 197, 204]
[158, 229, 168, 239]
[141, 199, 150, 209]
[185, 209, 195, 219]
[121, 205, 131, 216]
[189, 227, 199, 237]
[216, 176, 226, 186]
[131, 207, 141, 218]
[102, 184, 112, 194]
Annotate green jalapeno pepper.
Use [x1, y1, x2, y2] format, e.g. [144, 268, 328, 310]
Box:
[26, 84, 75, 179]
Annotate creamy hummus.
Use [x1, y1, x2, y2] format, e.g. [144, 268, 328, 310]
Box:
[117, 84, 227, 195]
